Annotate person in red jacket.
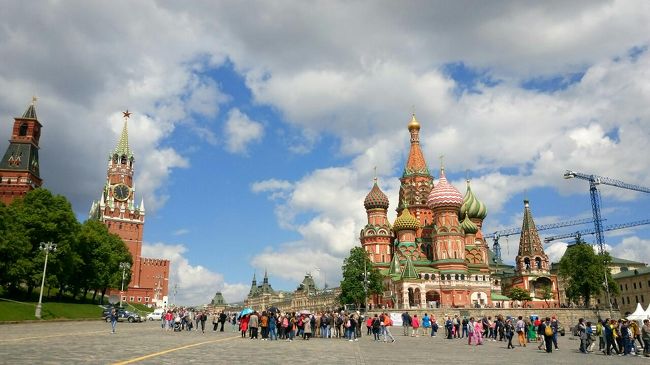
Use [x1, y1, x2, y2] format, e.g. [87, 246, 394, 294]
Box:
[240, 315, 249, 338]
[411, 314, 420, 337]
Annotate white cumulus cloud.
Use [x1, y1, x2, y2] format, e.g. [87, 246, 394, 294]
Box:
[142, 242, 248, 305]
[223, 108, 264, 155]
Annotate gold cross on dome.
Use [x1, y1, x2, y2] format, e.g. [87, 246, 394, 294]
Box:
[31, 96, 38, 105]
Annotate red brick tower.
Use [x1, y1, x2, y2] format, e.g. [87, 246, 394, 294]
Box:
[89, 111, 169, 306]
[0, 99, 43, 205]
[397, 114, 434, 229]
[360, 177, 392, 265]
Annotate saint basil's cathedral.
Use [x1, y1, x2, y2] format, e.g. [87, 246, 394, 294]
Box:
[361, 114, 559, 309]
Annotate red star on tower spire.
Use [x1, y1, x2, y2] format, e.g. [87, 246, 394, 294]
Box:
[122, 110, 132, 119]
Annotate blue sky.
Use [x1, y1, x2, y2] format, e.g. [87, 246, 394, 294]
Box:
[1, 1, 649, 305]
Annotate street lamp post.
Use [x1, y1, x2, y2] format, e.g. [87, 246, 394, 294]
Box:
[119, 262, 131, 308]
[363, 257, 369, 312]
[35, 242, 56, 319]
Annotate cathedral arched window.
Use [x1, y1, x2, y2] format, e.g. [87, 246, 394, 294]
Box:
[461, 274, 465, 280]
[121, 155, 127, 165]
[455, 274, 459, 280]
[535, 257, 542, 269]
[424, 274, 430, 280]
[524, 257, 531, 270]
[19, 123, 28, 136]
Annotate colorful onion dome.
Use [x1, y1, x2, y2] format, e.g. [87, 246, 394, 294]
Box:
[427, 169, 463, 209]
[364, 180, 389, 210]
[460, 180, 487, 220]
[393, 207, 420, 232]
[460, 211, 478, 235]
[407, 113, 420, 131]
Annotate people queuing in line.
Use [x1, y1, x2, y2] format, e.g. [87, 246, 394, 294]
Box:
[154, 307, 650, 357]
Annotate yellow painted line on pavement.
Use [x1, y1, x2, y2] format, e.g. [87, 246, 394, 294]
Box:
[113, 336, 238, 365]
[0, 330, 106, 343]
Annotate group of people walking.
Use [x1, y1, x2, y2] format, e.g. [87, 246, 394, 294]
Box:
[400, 311, 563, 352]
[580, 317, 650, 356]
[237, 310, 398, 343]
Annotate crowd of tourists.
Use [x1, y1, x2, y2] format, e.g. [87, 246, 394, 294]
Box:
[153, 307, 650, 357]
[237, 310, 396, 342]
[159, 307, 238, 333]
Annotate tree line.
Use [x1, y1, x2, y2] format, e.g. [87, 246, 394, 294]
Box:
[0, 188, 132, 303]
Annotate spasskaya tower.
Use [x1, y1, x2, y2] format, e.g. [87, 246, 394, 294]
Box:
[90, 111, 169, 307]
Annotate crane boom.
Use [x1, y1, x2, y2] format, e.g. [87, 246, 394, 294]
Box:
[544, 219, 650, 243]
[564, 170, 650, 193]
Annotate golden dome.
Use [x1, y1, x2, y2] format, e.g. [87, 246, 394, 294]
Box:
[407, 113, 420, 131]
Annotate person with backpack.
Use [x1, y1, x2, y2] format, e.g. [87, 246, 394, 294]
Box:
[540, 317, 554, 353]
[402, 311, 411, 336]
[445, 316, 453, 339]
[372, 314, 381, 341]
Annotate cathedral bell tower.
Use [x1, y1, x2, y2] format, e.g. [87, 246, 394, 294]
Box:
[0, 98, 43, 204]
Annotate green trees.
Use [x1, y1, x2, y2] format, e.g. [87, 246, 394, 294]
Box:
[339, 247, 383, 309]
[558, 242, 619, 307]
[508, 287, 532, 304]
[0, 188, 132, 303]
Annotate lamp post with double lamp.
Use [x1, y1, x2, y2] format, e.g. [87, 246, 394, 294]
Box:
[35, 241, 57, 319]
[119, 262, 131, 307]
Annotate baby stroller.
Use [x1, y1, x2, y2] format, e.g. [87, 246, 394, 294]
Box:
[174, 317, 182, 332]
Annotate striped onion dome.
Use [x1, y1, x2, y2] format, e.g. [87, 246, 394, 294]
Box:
[393, 208, 420, 232]
[364, 181, 389, 210]
[460, 180, 487, 220]
[427, 169, 463, 209]
[460, 211, 478, 234]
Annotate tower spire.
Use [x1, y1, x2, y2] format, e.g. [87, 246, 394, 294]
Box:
[114, 110, 132, 158]
[516, 199, 550, 273]
[403, 113, 429, 176]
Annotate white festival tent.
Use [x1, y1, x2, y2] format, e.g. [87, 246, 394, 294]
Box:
[626, 303, 648, 321]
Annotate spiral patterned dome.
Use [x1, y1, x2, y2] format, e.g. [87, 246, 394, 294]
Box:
[427, 169, 463, 209]
[393, 208, 420, 232]
[460, 211, 478, 235]
[364, 181, 389, 210]
[460, 180, 487, 220]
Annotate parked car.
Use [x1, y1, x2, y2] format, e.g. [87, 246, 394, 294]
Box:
[102, 308, 142, 323]
[146, 308, 165, 321]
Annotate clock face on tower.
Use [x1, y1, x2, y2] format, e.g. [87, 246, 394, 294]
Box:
[113, 183, 130, 201]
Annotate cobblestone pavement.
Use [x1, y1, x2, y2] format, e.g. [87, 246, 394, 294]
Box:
[1, 320, 649, 364]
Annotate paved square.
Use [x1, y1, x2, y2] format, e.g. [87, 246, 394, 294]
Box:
[0, 320, 648, 364]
